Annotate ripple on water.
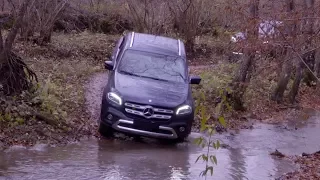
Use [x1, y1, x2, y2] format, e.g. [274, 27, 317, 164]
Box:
[28, 144, 49, 152]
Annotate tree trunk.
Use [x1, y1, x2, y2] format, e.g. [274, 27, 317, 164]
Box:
[303, 0, 318, 82]
[271, 51, 294, 103]
[231, 54, 254, 111]
[38, 28, 53, 45]
[4, 0, 29, 54]
[0, 0, 37, 95]
[0, 1, 29, 66]
[289, 62, 303, 103]
[1, 0, 4, 11]
[230, 0, 259, 111]
[315, 50, 320, 78]
[271, 0, 296, 103]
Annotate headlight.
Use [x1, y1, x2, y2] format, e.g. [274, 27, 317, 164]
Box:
[107, 92, 122, 105]
[176, 105, 192, 115]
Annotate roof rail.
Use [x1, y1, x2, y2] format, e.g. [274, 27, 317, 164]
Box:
[178, 39, 181, 56]
[130, 32, 135, 47]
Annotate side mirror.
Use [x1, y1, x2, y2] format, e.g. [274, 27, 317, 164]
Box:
[104, 61, 114, 70]
[190, 75, 201, 85]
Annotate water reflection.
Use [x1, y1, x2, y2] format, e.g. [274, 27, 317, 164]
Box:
[228, 147, 247, 180]
[96, 139, 192, 180]
[0, 115, 319, 180]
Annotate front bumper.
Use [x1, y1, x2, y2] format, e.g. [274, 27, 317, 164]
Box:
[112, 119, 178, 139]
[100, 102, 193, 139]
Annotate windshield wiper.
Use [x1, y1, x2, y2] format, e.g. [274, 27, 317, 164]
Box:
[120, 70, 169, 82]
[119, 70, 141, 77]
[140, 75, 169, 82]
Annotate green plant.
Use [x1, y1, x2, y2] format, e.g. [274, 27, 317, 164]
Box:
[32, 77, 68, 120]
[194, 89, 229, 178]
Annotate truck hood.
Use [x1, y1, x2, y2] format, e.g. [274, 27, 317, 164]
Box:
[114, 72, 189, 108]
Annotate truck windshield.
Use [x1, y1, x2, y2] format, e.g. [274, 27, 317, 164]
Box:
[118, 50, 187, 83]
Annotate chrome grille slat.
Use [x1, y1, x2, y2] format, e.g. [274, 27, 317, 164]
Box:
[153, 108, 173, 114]
[125, 103, 173, 114]
[125, 108, 144, 116]
[125, 103, 145, 110]
[124, 102, 173, 120]
[125, 108, 171, 120]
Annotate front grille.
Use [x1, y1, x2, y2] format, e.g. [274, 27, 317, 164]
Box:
[124, 102, 173, 121]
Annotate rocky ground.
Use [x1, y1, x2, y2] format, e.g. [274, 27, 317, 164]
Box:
[277, 151, 320, 180]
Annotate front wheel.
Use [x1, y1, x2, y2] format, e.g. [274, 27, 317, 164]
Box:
[98, 122, 114, 137]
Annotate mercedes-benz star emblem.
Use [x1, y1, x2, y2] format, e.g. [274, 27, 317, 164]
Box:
[143, 107, 154, 117]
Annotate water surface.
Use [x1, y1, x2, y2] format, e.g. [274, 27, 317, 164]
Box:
[0, 114, 319, 180]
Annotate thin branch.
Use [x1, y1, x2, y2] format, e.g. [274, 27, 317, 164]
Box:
[291, 46, 320, 82]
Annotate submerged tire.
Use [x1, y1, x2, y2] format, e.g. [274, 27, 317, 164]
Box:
[98, 122, 114, 137]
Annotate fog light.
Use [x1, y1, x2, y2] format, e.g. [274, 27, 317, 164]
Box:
[179, 127, 185, 132]
[107, 114, 113, 120]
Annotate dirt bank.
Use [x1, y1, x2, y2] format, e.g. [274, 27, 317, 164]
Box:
[0, 32, 119, 149]
[277, 151, 320, 180]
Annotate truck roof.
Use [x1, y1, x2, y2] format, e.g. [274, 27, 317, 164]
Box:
[125, 32, 186, 58]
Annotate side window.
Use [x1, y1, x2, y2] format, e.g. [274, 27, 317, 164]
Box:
[111, 37, 124, 65]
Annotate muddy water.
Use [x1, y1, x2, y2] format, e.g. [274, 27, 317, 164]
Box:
[1, 118, 320, 180]
[0, 72, 319, 180]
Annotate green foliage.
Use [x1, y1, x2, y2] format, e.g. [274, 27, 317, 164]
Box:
[194, 89, 230, 179]
[192, 63, 236, 105]
[15, 117, 25, 125]
[32, 77, 68, 120]
[0, 112, 26, 126]
[4, 113, 12, 122]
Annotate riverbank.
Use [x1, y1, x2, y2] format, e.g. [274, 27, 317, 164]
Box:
[190, 61, 320, 132]
[278, 151, 320, 180]
[1, 32, 320, 150]
[1, 31, 119, 149]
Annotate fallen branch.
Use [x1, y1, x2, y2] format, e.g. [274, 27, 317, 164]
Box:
[32, 110, 69, 129]
[34, 128, 62, 143]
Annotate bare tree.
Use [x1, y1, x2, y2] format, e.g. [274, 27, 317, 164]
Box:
[271, 0, 296, 103]
[230, 0, 260, 110]
[166, 0, 213, 52]
[0, 0, 37, 95]
[125, 0, 169, 34]
[288, 0, 316, 103]
[20, 0, 69, 45]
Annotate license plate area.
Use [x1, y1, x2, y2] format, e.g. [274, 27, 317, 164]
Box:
[133, 120, 159, 131]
